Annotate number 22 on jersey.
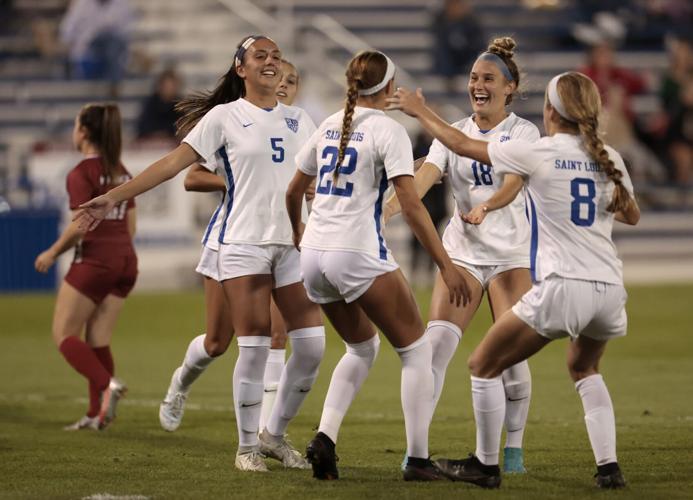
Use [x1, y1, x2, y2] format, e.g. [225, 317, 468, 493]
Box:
[317, 145, 357, 197]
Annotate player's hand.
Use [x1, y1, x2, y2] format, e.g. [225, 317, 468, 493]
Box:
[74, 194, 116, 231]
[305, 179, 316, 202]
[461, 204, 489, 225]
[385, 87, 426, 117]
[292, 222, 305, 251]
[34, 250, 56, 273]
[383, 203, 395, 224]
[439, 264, 471, 307]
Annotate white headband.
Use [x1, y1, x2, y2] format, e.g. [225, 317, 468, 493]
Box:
[358, 53, 396, 96]
[547, 73, 573, 121]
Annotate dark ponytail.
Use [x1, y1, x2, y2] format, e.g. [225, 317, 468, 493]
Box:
[78, 103, 122, 182]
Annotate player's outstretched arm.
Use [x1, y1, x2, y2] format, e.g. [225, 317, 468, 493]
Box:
[393, 174, 470, 307]
[184, 163, 226, 192]
[462, 174, 525, 225]
[286, 170, 314, 250]
[75, 143, 201, 230]
[383, 160, 441, 223]
[387, 87, 491, 165]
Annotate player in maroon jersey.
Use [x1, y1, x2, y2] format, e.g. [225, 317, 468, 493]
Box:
[35, 103, 135, 431]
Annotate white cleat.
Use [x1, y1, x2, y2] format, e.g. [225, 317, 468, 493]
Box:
[98, 377, 127, 430]
[259, 429, 311, 469]
[63, 415, 98, 431]
[235, 450, 269, 472]
[159, 368, 188, 432]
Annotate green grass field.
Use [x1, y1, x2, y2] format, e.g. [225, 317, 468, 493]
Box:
[1, 284, 692, 499]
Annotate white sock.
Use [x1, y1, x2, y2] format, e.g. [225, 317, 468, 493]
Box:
[428, 320, 461, 411]
[502, 360, 532, 449]
[471, 375, 505, 466]
[396, 334, 434, 460]
[576, 373, 617, 465]
[318, 335, 380, 444]
[233, 336, 270, 450]
[177, 334, 215, 391]
[258, 348, 285, 433]
[266, 327, 325, 437]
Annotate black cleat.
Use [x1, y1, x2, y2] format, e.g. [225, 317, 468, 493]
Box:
[402, 458, 446, 481]
[435, 454, 501, 488]
[595, 462, 626, 489]
[306, 432, 339, 480]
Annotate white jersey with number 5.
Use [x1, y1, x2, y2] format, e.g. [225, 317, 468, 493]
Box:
[183, 98, 316, 246]
[296, 107, 414, 260]
[488, 133, 634, 284]
[425, 112, 540, 265]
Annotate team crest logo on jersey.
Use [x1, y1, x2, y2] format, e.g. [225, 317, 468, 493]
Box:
[285, 118, 299, 133]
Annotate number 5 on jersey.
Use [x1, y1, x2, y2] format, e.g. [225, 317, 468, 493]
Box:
[317, 145, 357, 197]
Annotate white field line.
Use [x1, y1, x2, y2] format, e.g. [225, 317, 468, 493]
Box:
[82, 495, 150, 500]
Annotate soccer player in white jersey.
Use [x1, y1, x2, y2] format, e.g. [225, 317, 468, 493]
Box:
[389, 72, 640, 489]
[158, 59, 302, 437]
[76, 36, 327, 473]
[285, 50, 470, 482]
[384, 37, 538, 474]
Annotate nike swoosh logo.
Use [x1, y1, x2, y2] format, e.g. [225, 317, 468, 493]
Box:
[263, 389, 277, 393]
[507, 397, 528, 402]
[240, 401, 261, 408]
[298, 388, 310, 393]
[242, 123, 253, 128]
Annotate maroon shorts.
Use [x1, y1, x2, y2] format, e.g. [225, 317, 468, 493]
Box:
[64, 254, 138, 304]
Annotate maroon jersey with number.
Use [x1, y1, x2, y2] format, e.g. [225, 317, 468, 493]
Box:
[67, 157, 136, 258]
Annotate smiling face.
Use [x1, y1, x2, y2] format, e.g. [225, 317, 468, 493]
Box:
[236, 38, 282, 92]
[467, 59, 515, 120]
[276, 61, 299, 105]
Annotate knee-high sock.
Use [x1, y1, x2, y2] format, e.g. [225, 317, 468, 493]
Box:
[471, 375, 505, 466]
[87, 346, 114, 417]
[318, 335, 380, 444]
[258, 348, 285, 433]
[502, 360, 531, 448]
[177, 334, 216, 391]
[576, 374, 617, 465]
[266, 327, 325, 436]
[396, 334, 434, 460]
[59, 337, 111, 408]
[428, 320, 461, 413]
[233, 336, 270, 451]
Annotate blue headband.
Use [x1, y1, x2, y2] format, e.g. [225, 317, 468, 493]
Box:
[234, 35, 270, 68]
[476, 52, 514, 81]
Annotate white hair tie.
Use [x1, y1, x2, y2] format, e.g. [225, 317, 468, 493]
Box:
[547, 73, 573, 121]
[358, 53, 396, 96]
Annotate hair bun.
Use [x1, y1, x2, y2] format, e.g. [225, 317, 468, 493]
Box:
[488, 37, 516, 59]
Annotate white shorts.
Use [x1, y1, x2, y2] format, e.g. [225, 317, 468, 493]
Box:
[512, 276, 628, 341]
[300, 248, 399, 304]
[453, 260, 529, 290]
[216, 243, 301, 288]
[196, 245, 220, 281]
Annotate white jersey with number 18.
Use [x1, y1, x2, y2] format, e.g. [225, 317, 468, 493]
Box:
[296, 107, 414, 261]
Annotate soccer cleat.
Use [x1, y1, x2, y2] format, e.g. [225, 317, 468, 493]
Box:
[234, 449, 269, 472]
[258, 429, 310, 469]
[400, 453, 408, 472]
[97, 377, 127, 430]
[305, 433, 339, 480]
[402, 458, 446, 481]
[435, 454, 501, 488]
[159, 368, 188, 432]
[63, 415, 98, 431]
[595, 463, 626, 489]
[503, 446, 527, 473]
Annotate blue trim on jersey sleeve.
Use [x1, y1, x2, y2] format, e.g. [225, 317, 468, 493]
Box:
[374, 173, 389, 260]
[217, 146, 236, 243]
[527, 191, 539, 283]
[202, 193, 225, 246]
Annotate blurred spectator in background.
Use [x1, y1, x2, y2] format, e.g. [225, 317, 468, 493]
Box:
[579, 40, 666, 184]
[430, 0, 484, 95]
[136, 68, 182, 141]
[664, 79, 693, 193]
[408, 129, 449, 285]
[59, 0, 134, 97]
